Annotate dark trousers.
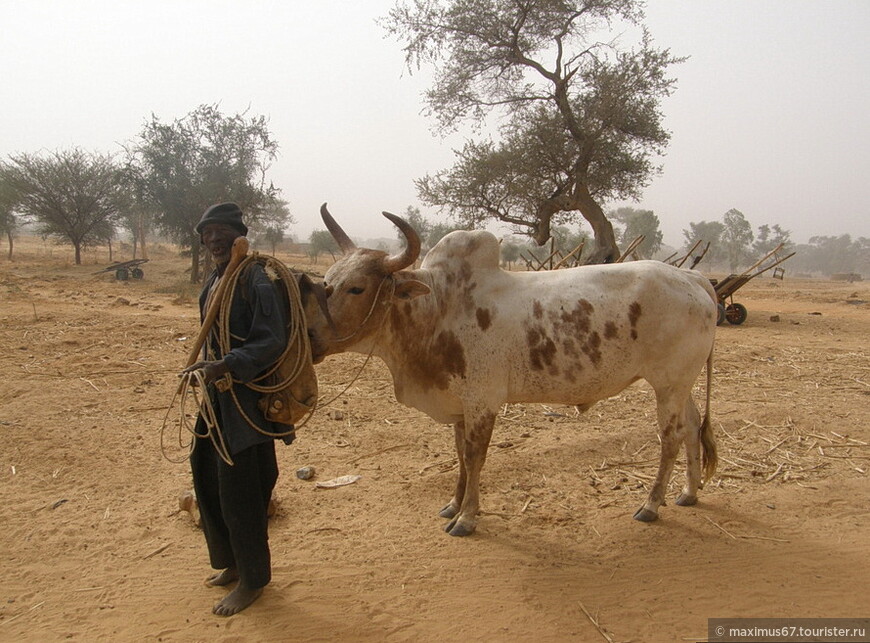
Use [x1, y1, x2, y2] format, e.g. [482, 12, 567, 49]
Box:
[190, 436, 278, 589]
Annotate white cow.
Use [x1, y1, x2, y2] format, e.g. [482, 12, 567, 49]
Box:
[306, 204, 718, 536]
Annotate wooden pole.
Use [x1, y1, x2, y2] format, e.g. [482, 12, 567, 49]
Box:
[185, 236, 249, 367]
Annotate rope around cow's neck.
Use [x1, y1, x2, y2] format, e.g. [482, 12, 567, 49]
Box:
[160, 254, 317, 466]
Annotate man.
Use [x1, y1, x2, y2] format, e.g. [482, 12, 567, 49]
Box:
[183, 202, 291, 616]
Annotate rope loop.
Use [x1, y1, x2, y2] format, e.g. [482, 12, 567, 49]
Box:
[161, 253, 317, 464]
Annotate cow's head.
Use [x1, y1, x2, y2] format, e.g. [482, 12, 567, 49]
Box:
[304, 203, 431, 362]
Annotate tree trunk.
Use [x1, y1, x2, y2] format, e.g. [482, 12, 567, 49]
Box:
[573, 185, 620, 264]
[74, 242, 82, 265]
[108, 239, 113, 263]
[5, 231, 11, 261]
[190, 232, 201, 283]
[137, 215, 148, 260]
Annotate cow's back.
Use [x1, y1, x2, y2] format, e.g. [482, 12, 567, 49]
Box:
[442, 260, 716, 407]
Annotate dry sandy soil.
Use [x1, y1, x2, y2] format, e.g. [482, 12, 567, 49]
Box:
[1, 238, 868, 642]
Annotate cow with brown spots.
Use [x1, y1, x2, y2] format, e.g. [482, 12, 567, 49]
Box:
[306, 204, 718, 536]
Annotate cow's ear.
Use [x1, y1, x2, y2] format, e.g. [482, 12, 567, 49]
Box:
[394, 276, 430, 300]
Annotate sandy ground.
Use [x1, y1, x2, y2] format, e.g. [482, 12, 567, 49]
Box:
[1, 238, 868, 642]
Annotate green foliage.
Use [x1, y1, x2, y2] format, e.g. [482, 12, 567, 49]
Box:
[308, 229, 340, 261]
[253, 198, 294, 254]
[383, 0, 682, 261]
[0, 148, 125, 264]
[752, 223, 792, 255]
[791, 235, 869, 277]
[398, 205, 464, 255]
[683, 220, 726, 266]
[499, 238, 523, 266]
[0, 175, 19, 259]
[721, 208, 754, 272]
[610, 207, 663, 257]
[685, 212, 798, 272]
[126, 104, 279, 281]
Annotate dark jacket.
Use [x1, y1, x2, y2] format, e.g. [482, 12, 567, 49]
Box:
[197, 262, 291, 455]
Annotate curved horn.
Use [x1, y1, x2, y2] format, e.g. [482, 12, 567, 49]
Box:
[320, 203, 356, 254]
[382, 211, 421, 273]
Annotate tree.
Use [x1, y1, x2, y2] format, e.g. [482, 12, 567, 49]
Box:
[253, 198, 295, 254]
[383, 0, 683, 263]
[402, 206, 432, 243]
[0, 175, 19, 260]
[610, 207, 663, 257]
[118, 202, 155, 260]
[721, 208, 754, 272]
[398, 205, 464, 256]
[500, 237, 523, 268]
[0, 149, 125, 264]
[683, 220, 726, 267]
[127, 104, 279, 282]
[790, 235, 868, 276]
[752, 223, 791, 256]
[308, 229, 340, 262]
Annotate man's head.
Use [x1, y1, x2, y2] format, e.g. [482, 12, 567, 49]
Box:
[196, 202, 248, 265]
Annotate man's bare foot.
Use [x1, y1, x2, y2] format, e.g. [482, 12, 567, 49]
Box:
[204, 567, 239, 587]
[212, 585, 263, 616]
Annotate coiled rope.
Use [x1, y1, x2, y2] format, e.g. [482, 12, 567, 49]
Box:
[161, 253, 316, 466]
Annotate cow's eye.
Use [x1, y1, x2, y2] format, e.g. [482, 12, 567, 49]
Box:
[348, 286, 365, 295]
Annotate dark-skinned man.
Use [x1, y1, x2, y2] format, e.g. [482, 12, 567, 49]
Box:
[183, 202, 292, 616]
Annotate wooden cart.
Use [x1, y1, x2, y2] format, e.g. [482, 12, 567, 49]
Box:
[94, 258, 149, 281]
[711, 244, 795, 325]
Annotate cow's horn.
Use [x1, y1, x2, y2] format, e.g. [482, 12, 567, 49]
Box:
[320, 203, 357, 254]
[382, 211, 421, 273]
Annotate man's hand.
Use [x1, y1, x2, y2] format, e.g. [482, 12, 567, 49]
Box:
[182, 360, 231, 385]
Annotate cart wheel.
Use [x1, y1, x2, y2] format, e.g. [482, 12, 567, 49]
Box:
[131, 267, 144, 279]
[725, 302, 748, 325]
[716, 303, 726, 326]
[115, 267, 130, 281]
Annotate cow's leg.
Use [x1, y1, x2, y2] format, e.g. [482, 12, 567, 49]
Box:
[634, 391, 689, 522]
[439, 420, 466, 519]
[676, 398, 703, 507]
[444, 409, 496, 537]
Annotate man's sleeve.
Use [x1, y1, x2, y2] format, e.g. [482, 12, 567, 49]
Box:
[222, 267, 288, 383]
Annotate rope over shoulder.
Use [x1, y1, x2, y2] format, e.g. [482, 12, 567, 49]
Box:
[161, 252, 318, 466]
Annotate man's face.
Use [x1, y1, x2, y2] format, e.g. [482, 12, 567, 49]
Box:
[201, 223, 242, 265]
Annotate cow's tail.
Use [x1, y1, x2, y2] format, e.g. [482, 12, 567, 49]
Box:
[700, 347, 718, 485]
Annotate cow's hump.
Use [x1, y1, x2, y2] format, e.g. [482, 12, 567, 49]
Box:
[423, 230, 500, 271]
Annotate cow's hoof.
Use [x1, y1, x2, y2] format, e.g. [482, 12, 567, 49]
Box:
[439, 503, 459, 519]
[633, 507, 659, 522]
[444, 518, 475, 537]
[675, 493, 697, 507]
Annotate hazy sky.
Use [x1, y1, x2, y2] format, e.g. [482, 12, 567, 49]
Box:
[2, 0, 868, 247]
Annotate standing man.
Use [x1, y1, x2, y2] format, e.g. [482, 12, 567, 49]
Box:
[184, 202, 291, 616]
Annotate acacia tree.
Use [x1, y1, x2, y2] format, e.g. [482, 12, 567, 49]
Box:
[0, 149, 125, 264]
[127, 104, 279, 282]
[383, 0, 683, 263]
